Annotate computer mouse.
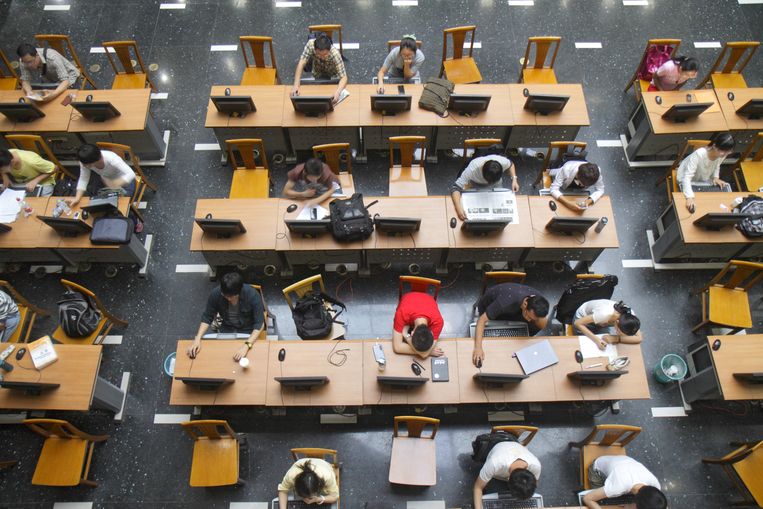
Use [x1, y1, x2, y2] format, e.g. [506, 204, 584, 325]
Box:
[688, 203, 695, 214]
[86, 94, 93, 102]
[81, 210, 89, 220]
[523, 87, 530, 97]
[476, 359, 482, 369]
[727, 91, 735, 101]
[205, 213, 213, 219]
[18, 97, 26, 104]
[655, 95, 662, 105]
[411, 363, 422, 376]
[278, 348, 286, 361]
[686, 93, 692, 103]
[15, 348, 26, 361]
[574, 350, 583, 363]
[549, 200, 557, 212]
[224, 87, 231, 97]
[712, 339, 722, 351]
[286, 204, 298, 213]
[450, 217, 457, 228]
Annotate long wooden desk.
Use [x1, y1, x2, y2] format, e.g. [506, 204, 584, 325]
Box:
[715, 87, 763, 148]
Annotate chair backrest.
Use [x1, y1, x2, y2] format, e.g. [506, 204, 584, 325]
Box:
[226, 139, 269, 171]
[239, 36, 278, 71]
[387, 40, 423, 52]
[522, 37, 561, 71]
[102, 40, 147, 76]
[625, 38, 681, 93]
[541, 141, 587, 172]
[739, 132, 763, 163]
[398, 276, 441, 301]
[442, 25, 477, 62]
[389, 136, 426, 168]
[479, 271, 527, 297]
[491, 425, 539, 446]
[462, 138, 502, 167]
[706, 260, 763, 292]
[313, 143, 352, 176]
[393, 416, 439, 439]
[0, 48, 17, 79]
[671, 139, 712, 172]
[4, 134, 73, 179]
[308, 24, 343, 55]
[250, 284, 269, 340]
[700, 41, 760, 86]
[35, 34, 95, 89]
[291, 447, 339, 467]
[24, 418, 94, 440]
[180, 419, 236, 440]
[578, 424, 642, 448]
[282, 274, 326, 310]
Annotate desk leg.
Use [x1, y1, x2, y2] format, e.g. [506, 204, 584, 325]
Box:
[92, 375, 127, 415]
[436, 248, 449, 275]
[427, 127, 439, 164]
[678, 341, 722, 407]
[278, 252, 293, 278]
[357, 127, 367, 164]
[358, 250, 371, 278]
[284, 128, 297, 164]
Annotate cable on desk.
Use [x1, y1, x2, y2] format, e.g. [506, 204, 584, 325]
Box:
[327, 340, 350, 367]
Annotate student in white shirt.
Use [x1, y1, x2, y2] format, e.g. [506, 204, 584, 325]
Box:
[573, 299, 642, 350]
[473, 441, 541, 508]
[583, 455, 666, 509]
[65, 144, 136, 208]
[549, 161, 605, 212]
[676, 133, 735, 213]
[451, 154, 517, 220]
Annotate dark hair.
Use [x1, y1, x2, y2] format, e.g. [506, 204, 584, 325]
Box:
[304, 158, 324, 176]
[710, 132, 735, 151]
[16, 43, 36, 58]
[77, 144, 102, 165]
[220, 271, 244, 297]
[614, 301, 641, 336]
[675, 56, 699, 73]
[0, 149, 12, 168]
[294, 460, 326, 499]
[399, 37, 418, 53]
[507, 468, 537, 500]
[411, 324, 434, 352]
[481, 160, 503, 184]
[635, 486, 667, 509]
[576, 163, 600, 187]
[525, 295, 549, 318]
[314, 34, 332, 51]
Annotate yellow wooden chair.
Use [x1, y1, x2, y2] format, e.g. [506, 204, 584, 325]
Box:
[312, 143, 355, 196]
[5, 134, 75, 179]
[387, 39, 423, 52]
[51, 279, 128, 345]
[239, 36, 279, 86]
[534, 141, 587, 189]
[23, 419, 109, 487]
[399, 275, 441, 302]
[282, 275, 345, 340]
[226, 138, 271, 199]
[251, 284, 278, 340]
[479, 271, 527, 297]
[439, 26, 482, 84]
[692, 260, 763, 334]
[703, 439, 763, 507]
[519, 37, 561, 84]
[624, 39, 681, 98]
[35, 34, 96, 89]
[102, 40, 156, 91]
[0, 48, 19, 90]
[491, 425, 539, 446]
[733, 132, 763, 192]
[568, 424, 642, 490]
[308, 24, 344, 57]
[290, 448, 341, 508]
[388, 136, 428, 197]
[0, 280, 49, 344]
[656, 139, 711, 201]
[96, 142, 157, 223]
[699, 41, 760, 89]
[461, 138, 502, 168]
[389, 416, 439, 486]
[180, 420, 243, 487]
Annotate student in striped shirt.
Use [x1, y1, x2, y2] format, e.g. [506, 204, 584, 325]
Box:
[0, 290, 20, 343]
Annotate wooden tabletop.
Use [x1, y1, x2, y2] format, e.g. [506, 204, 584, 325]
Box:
[46, 196, 131, 250]
[508, 84, 590, 127]
[708, 334, 763, 401]
[67, 89, 151, 132]
[641, 90, 727, 135]
[362, 196, 450, 250]
[205, 85, 287, 128]
[190, 199, 280, 252]
[528, 196, 619, 249]
[445, 194, 535, 249]
[671, 192, 763, 245]
[0, 197, 50, 249]
[0, 90, 72, 133]
[276, 197, 364, 252]
[281, 85, 343, 128]
[714, 88, 763, 132]
[0, 344, 102, 411]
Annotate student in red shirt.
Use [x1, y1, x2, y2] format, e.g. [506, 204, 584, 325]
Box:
[392, 292, 444, 359]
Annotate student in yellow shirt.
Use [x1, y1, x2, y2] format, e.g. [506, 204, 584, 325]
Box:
[277, 458, 339, 506]
[0, 148, 56, 196]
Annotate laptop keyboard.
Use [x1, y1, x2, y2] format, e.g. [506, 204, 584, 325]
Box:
[483, 497, 542, 509]
[483, 326, 529, 338]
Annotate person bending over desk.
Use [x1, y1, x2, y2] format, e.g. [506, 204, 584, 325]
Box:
[473, 439, 541, 509]
[186, 272, 264, 361]
[0, 289, 20, 343]
[649, 55, 698, 92]
[677, 132, 735, 213]
[282, 158, 341, 206]
[277, 458, 340, 507]
[376, 35, 425, 92]
[583, 455, 667, 509]
[451, 154, 518, 221]
[0, 148, 56, 196]
[573, 299, 642, 350]
[17, 43, 80, 103]
[549, 161, 604, 212]
[392, 291, 444, 359]
[291, 32, 347, 105]
[472, 283, 549, 366]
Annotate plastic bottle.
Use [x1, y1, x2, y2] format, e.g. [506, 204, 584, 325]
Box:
[16, 197, 32, 218]
[58, 198, 72, 216]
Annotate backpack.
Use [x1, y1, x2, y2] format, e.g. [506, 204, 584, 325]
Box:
[637, 45, 674, 82]
[329, 193, 378, 242]
[554, 275, 619, 325]
[418, 77, 454, 116]
[52, 176, 77, 197]
[291, 291, 346, 340]
[57, 290, 101, 338]
[734, 195, 763, 238]
[471, 431, 517, 463]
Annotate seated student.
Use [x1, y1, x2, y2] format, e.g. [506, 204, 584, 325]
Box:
[291, 33, 348, 105]
[451, 154, 518, 221]
[282, 158, 341, 206]
[392, 291, 444, 359]
[17, 43, 80, 102]
[649, 56, 699, 91]
[472, 284, 549, 366]
[549, 161, 605, 212]
[186, 272, 264, 361]
[0, 148, 56, 196]
[676, 133, 735, 213]
[574, 299, 642, 351]
[277, 458, 340, 507]
[0, 289, 20, 343]
[473, 439, 541, 508]
[583, 455, 667, 509]
[376, 36, 425, 92]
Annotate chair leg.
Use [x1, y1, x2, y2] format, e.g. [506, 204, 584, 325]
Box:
[691, 319, 709, 333]
[131, 203, 146, 223]
[80, 479, 98, 488]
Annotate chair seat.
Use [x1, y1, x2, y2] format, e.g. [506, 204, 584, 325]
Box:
[582, 445, 626, 488]
[389, 166, 427, 197]
[240, 67, 278, 86]
[522, 68, 558, 85]
[112, 73, 149, 90]
[338, 173, 355, 197]
[32, 438, 88, 486]
[443, 58, 482, 84]
[230, 169, 270, 199]
[739, 161, 763, 192]
[731, 445, 763, 504]
[389, 436, 436, 486]
[0, 77, 18, 90]
[638, 79, 651, 92]
[711, 73, 747, 89]
[707, 286, 752, 328]
[6, 305, 29, 344]
[51, 318, 109, 345]
[190, 438, 239, 487]
[542, 172, 551, 189]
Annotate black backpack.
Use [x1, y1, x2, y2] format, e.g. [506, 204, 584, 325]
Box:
[52, 176, 77, 197]
[329, 193, 378, 242]
[734, 195, 763, 238]
[292, 291, 346, 340]
[554, 275, 618, 325]
[471, 431, 517, 463]
[57, 290, 101, 338]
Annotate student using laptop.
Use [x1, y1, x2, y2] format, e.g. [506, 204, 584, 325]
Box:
[583, 455, 667, 509]
[472, 283, 549, 366]
[549, 161, 605, 212]
[573, 299, 642, 351]
[451, 154, 518, 221]
[0, 148, 56, 196]
[0, 289, 20, 343]
[473, 439, 541, 509]
[676, 133, 735, 213]
[186, 272, 264, 361]
[392, 291, 444, 359]
[277, 458, 339, 507]
[282, 158, 342, 207]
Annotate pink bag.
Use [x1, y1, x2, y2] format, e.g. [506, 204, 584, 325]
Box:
[637, 45, 673, 81]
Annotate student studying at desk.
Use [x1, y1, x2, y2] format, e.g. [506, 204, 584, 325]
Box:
[649, 55, 699, 91]
[392, 291, 444, 359]
[376, 35, 425, 92]
[574, 299, 642, 350]
[291, 32, 348, 104]
[282, 158, 342, 206]
[0, 289, 20, 344]
[676, 133, 735, 213]
[0, 148, 56, 196]
[473, 438, 541, 509]
[583, 455, 667, 509]
[277, 458, 340, 507]
[549, 160, 605, 212]
[451, 154, 518, 221]
[16, 42, 80, 103]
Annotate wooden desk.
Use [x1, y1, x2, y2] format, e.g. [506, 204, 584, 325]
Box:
[715, 88, 763, 147]
[0, 90, 72, 133]
[0, 197, 57, 263]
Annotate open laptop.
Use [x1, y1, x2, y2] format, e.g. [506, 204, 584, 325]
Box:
[690, 182, 732, 193]
[202, 332, 250, 339]
[482, 492, 544, 508]
[514, 340, 558, 375]
[470, 320, 529, 338]
[272, 498, 338, 509]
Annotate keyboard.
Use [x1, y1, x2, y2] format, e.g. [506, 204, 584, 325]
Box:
[483, 326, 529, 338]
[692, 183, 732, 193]
[482, 497, 542, 509]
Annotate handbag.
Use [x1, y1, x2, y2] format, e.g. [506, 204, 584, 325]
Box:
[90, 215, 133, 245]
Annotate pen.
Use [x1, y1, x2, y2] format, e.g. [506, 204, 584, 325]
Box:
[585, 363, 603, 369]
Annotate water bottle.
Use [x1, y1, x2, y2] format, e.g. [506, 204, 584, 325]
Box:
[594, 217, 608, 233]
[58, 198, 72, 216]
[16, 197, 32, 218]
[52, 201, 64, 218]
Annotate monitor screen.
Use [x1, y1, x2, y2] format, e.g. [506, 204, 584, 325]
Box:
[523, 93, 570, 115]
[82, 195, 119, 215]
[473, 373, 528, 386]
[38, 215, 93, 237]
[0, 102, 45, 123]
[176, 377, 234, 391]
[373, 216, 421, 235]
[377, 376, 428, 389]
[567, 370, 627, 386]
[71, 101, 121, 122]
[0, 223, 11, 233]
[461, 219, 509, 235]
[661, 102, 713, 123]
[736, 99, 763, 120]
[692, 213, 749, 231]
[370, 94, 412, 115]
[448, 94, 491, 115]
[0, 380, 60, 395]
[285, 219, 331, 237]
[733, 372, 763, 384]
[545, 216, 598, 235]
[274, 376, 329, 390]
[291, 96, 334, 117]
[211, 95, 256, 117]
[195, 217, 247, 238]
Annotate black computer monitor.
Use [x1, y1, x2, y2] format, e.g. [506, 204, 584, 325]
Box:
[373, 216, 421, 235]
[545, 216, 598, 235]
[71, 101, 121, 122]
[274, 376, 329, 390]
[692, 213, 749, 231]
[82, 196, 119, 215]
[461, 219, 509, 236]
[0, 380, 60, 396]
[523, 93, 570, 115]
[370, 94, 412, 116]
[736, 99, 763, 120]
[38, 216, 93, 237]
[291, 96, 334, 117]
[195, 217, 247, 238]
[176, 377, 234, 391]
[567, 370, 628, 386]
[733, 372, 763, 384]
[285, 219, 331, 237]
[0, 102, 45, 123]
[661, 102, 713, 123]
[211, 95, 256, 117]
[448, 94, 491, 115]
[473, 372, 528, 387]
[377, 376, 428, 389]
[0, 223, 11, 233]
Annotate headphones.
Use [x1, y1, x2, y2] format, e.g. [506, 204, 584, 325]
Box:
[608, 357, 630, 371]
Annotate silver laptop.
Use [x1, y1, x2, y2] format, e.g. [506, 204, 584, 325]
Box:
[514, 340, 558, 375]
[272, 498, 338, 509]
[470, 320, 529, 338]
[202, 332, 250, 339]
[482, 492, 544, 508]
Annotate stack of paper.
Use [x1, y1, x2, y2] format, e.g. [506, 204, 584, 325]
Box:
[0, 189, 25, 223]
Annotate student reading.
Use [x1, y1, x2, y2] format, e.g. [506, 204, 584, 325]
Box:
[282, 158, 342, 206]
[451, 154, 518, 221]
[549, 161, 605, 212]
[291, 32, 347, 104]
[573, 299, 642, 350]
[16, 43, 80, 102]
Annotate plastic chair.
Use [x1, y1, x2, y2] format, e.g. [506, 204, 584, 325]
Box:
[282, 275, 345, 340]
[387, 39, 423, 52]
[225, 139, 271, 199]
[291, 448, 341, 508]
[703, 439, 763, 507]
[656, 139, 711, 201]
[534, 141, 587, 189]
[0, 280, 50, 344]
[35, 34, 96, 89]
[252, 284, 278, 340]
[398, 275, 441, 302]
[491, 425, 539, 446]
[0, 48, 18, 90]
[312, 143, 354, 196]
[623, 38, 681, 98]
[439, 26, 482, 84]
[388, 136, 427, 197]
[568, 424, 642, 490]
[519, 36, 561, 84]
[389, 416, 439, 486]
[733, 132, 763, 192]
[461, 139, 502, 168]
[180, 420, 243, 487]
[102, 40, 156, 91]
[5, 134, 75, 179]
[96, 142, 157, 223]
[699, 41, 760, 89]
[239, 36, 279, 86]
[23, 418, 109, 487]
[308, 24, 344, 56]
[51, 279, 128, 345]
[691, 260, 763, 334]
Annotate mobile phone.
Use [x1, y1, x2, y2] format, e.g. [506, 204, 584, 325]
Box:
[61, 93, 74, 106]
[73, 212, 80, 220]
[397, 85, 405, 95]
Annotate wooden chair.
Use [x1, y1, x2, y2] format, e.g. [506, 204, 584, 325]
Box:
[180, 420, 243, 487]
[308, 24, 344, 56]
[291, 448, 341, 508]
[491, 425, 539, 446]
[282, 275, 345, 340]
[564, 274, 605, 335]
[691, 260, 763, 334]
[51, 279, 128, 345]
[388, 136, 428, 196]
[225, 139, 271, 199]
[657, 139, 710, 201]
[312, 143, 355, 196]
[399, 275, 441, 302]
[699, 41, 760, 89]
[534, 141, 587, 189]
[519, 37, 561, 85]
[439, 26, 482, 84]
[479, 271, 526, 298]
[96, 142, 157, 223]
[389, 416, 439, 486]
[35, 34, 96, 89]
[387, 39, 423, 52]
[733, 132, 763, 192]
[23, 418, 109, 487]
[239, 36, 279, 86]
[703, 439, 763, 507]
[461, 139, 502, 168]
[623, 39, 681, 98]
[0, 48, 19, 90]
[102, 40, 156, 91]
[568, 424, 642, 490]
[0, 280, 50, 344]
[5, 134, 75, 179]
[252, 284, 278, 340]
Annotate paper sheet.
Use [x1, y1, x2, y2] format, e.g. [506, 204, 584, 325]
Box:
[0, 188, 25, 223]
[461, 190, 519, 224]
[296, 204, 329, 221]
[578, 335, 619, 362]
[335, 88, 350, 105]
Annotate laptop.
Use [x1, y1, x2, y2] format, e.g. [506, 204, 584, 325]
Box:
[514, 340, 558, 375]
[482, 492, 544, 508]
[691, 182, 732, 193]
[202, 332, 250, 339]
[271, 498, 338, 509]
[470, 320, 529, 338]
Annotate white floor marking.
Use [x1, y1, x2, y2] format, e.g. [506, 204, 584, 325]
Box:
[575, 42, 603, 49]
[150, 92, 168, 100]
[694, 42, 722, 49]
[623, 0, 648, 5]
[194, 143, 221, 151]
[393, 0, 418, 5]
[651, 406, 688, 418]
[508, 0, 534, 5]
[159, 3, 186, 8]
[44, 4, 70, 10]
[210, 45, 238, 52]
[275, 1, 302, 6]
[176, 264, 212, 273]
[153, 414, 191, 424]
[102, 335, 123, 345]
[596, 139, 623, 147]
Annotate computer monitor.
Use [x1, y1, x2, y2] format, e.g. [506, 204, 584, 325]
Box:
[370, 94, 412, 115]
[211, 95, 256, 117]
[692, 213, 749, 231]
[461, 219, 509, 235]
[0, 223, 11, 233]
[285, 219, 331, 237]
[291, 96, 334, 117]
[733, 372, 763, 384]
[194, 217, 247, 238]
[274, 376, 329, 390]
[545, 216, 598, 234]
[448, 94, 491, 115]
[373, 216, 421, 235]
[736, 99, 763, 120]
[0, 380, 60, 396]
[567, 370, 628, 386]
[0, 102, 45, 123]
[661, 102, 713, 123]
[81, 196, 119, 215]
[176, 377, 234, 391]
[377, 376, 428, 389]
[38, 216, 93, 237]
[473, 373, 528, 387]
[523, 93, 570, 115]
[71, 101, 121, 122]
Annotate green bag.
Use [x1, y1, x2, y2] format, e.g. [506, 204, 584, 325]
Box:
[418, 77, 454, 116]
